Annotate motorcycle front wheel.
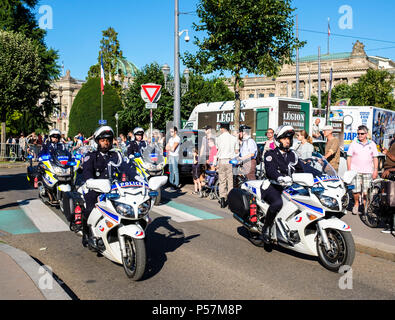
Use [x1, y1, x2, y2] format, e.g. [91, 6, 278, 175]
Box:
[154, 188, 162, 206]
[317, 229, 355, 272]
[122, 237, 146, 281]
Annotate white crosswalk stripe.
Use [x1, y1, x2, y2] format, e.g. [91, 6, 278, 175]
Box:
[18, 199, 69, 233]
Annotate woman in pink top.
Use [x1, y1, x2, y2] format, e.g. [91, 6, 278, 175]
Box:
[207, 138, 217, 170]
[347, 125, 379, 215]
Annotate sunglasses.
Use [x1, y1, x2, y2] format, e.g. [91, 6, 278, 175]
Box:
[357, 132, 367, 136]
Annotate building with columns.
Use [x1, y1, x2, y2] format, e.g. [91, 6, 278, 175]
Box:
[48, 70, 85, 136]
[228, 41, 395, 101]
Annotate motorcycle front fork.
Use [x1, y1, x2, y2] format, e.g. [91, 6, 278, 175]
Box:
[317, 221, 331, 252]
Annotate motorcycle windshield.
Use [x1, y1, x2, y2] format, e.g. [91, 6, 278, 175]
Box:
[53, 149, 72, 168]
[141, 145, 164, 165]
[303, 153, 339, 179]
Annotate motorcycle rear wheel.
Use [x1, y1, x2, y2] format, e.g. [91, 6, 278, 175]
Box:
[317, 229, 355, 272]
[122, 237, 146, 281]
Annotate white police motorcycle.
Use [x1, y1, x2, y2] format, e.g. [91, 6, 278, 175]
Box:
[78, 153, 167, 280]
[228, 153, 357, 272]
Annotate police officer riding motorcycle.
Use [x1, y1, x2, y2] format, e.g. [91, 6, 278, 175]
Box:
[81, 126, 140, 249]
[260, 125, 306, 244]
[38, 129, 66, 158]
[127, 127, 147, 157]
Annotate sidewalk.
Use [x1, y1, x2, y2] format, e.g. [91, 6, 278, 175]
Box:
[0, 161, 29, 169]
[0, 243, 71, 300]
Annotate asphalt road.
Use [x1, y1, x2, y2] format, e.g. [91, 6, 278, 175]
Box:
[1, 167, 394, 300]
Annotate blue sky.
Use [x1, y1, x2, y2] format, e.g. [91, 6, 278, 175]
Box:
[34, 0, 395, 81]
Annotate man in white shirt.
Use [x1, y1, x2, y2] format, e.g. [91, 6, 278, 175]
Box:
[215, 122, 239, 208]
[166, 127, 181, 190]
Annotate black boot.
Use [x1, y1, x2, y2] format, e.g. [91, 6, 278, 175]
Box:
[261, 225, 272, 244]
[82, 217, 89, 248]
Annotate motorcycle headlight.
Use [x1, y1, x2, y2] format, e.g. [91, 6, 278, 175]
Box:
[319, 195, 339, 211]
[138, 200, 151, 218]
[53, 166, 70, 176]
[114, 202, 135, 218]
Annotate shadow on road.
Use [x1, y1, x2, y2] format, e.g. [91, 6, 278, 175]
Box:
[0, 198, 36, 210]
[236, 226, 318, 263]
[143, 216, 200, 280]
[0, 173, 32, 193]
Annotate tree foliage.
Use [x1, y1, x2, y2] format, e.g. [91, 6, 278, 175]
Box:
[87, 27, 125, 98]
[118, 62, 234, 133]
[68, 78, 122, 138]
[183, 0, 303, 131]
[0, 0, 60, 138]
[312, 70, 395, 110]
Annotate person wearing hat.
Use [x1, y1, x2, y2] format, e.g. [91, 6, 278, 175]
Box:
[238, 125, 258, 180]
[260, 125, 306, 244]
[127, 127, 147, 157]
[38, 129, 66, 158]
[82, 126, 139, 249]
[322, 125, 340, 171]
[215, 122, 239, 208]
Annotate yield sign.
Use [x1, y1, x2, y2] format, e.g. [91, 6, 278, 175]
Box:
[141, 83, 162, 103]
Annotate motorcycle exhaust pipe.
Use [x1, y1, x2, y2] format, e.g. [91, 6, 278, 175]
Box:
[233, 213, 259, 233]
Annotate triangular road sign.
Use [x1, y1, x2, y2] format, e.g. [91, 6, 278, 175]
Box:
[141, 84, 162, 103]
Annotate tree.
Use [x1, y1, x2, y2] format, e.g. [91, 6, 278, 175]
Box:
[0, 30, 43, 156]
[86, 27, 125, 98]
[119, 62, 235, 133]
[350, 69, 395, 110]
[183, 0, 303, 131]
[68, 78, 122, 138]
[0, 0, 60, 141]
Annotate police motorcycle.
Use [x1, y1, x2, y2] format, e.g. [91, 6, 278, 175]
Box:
[27, 146, 82, 212]
[78, 152, 167, 280]
[129, 144, 167, 206]
[228, 153, 357, 272]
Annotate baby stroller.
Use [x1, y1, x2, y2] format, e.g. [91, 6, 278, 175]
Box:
[201, 170, 220, 200]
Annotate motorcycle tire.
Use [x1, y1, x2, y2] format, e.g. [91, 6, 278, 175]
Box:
[317, 229, 355, 272]
[122, 237, 146, 281]
[61, 192, 74, 222]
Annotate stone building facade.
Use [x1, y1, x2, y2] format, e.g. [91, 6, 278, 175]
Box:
[228, 41, 395, 101]
[48, 70, 84, 136]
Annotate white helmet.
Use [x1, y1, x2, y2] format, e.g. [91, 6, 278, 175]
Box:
[133, 127, 144, 136]
[274, 125, 295, 151]
[49, 129, 61, 139]
[94, 126, 114, 143]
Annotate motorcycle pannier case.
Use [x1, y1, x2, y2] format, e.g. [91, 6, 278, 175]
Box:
[385, 180, 395, 207]
[227, 188, 253, 220]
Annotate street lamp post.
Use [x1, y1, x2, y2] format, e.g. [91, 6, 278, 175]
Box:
[115, 113, 119, 138]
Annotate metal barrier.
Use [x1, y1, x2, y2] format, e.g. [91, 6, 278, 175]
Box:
[0, 143, 42, 162]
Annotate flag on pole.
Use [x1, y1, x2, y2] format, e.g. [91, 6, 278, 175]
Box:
[328, 17, 331, 37]
[100, 54, 105, 95]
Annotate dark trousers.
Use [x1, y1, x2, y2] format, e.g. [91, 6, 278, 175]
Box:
[83, 190, 99, 219]
[261, 184, 283, 227]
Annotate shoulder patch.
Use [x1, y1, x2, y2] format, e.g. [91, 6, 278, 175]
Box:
[83, 155, 90, 162]
[266, 156, 272, 162]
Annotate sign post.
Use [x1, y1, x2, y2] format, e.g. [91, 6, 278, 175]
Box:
[141, 84, 162, 143]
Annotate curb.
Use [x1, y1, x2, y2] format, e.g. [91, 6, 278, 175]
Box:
[0, 163, 29, 169]
[354, 236, 395, 262]
[0, 243, 72, 300]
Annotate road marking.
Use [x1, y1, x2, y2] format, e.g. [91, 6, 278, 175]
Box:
[152, 201, 223, 223]
[0, 209, 40, 235]
[18, 199, 69, 233]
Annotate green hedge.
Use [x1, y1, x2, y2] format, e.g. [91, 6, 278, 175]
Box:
[68, 78, 122, 138]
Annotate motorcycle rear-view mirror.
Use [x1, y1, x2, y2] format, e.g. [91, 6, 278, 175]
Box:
[148, 176, 168, 190]
[343, 170, 357, 185]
